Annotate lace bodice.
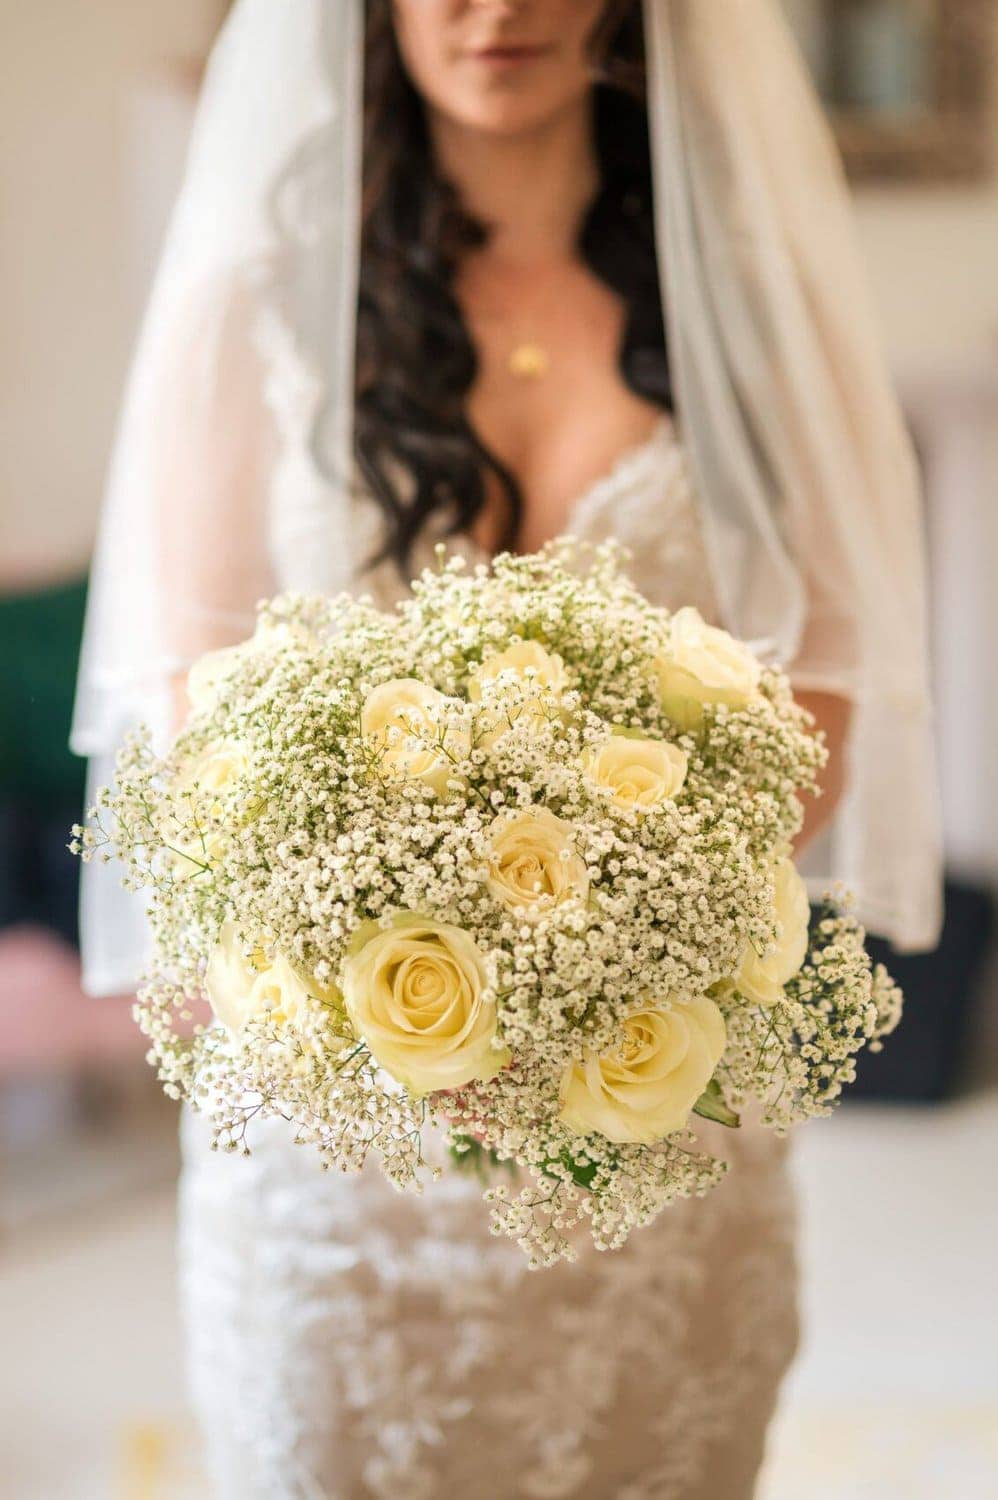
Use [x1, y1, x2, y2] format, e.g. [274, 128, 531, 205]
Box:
[178, 423, 799, 1499]
[350, 418, 721, 627]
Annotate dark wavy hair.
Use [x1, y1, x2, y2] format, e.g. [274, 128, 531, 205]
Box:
[356, 0, 671, 574]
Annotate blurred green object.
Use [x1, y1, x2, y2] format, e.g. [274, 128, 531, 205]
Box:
[0, 577, 87, 806]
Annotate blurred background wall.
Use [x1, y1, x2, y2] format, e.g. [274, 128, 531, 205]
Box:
[0, 0, 225, 586]
[859, 181, 998, 364]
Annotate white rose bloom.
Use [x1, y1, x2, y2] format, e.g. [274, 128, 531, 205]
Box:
[253, 614, 317, 650]
[486, 807, 590, 915]
[361, 678, 470, 796]
[736, 857, 811, 1007]
[205, 921, 314, 1036]
[468, 641, 569, 738]
[653, 606, 762, 732]
[187, 618, 318, 715]
[341, 914, 508, 1095]
[582, 732, 688, 811]
[559, 996, 727, 1144]
[186, 644, 253, 715]
[174, 739, 249, 799]
[166, 739, 251, 878]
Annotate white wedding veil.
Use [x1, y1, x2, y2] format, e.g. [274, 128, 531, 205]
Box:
[72, 0, 942, 994]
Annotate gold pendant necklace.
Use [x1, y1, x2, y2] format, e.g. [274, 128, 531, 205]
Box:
[508, 342, 550, 380]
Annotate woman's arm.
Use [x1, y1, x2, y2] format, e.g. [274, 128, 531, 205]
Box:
[793, 689, 852, 855]
[171, 673, 192, 736]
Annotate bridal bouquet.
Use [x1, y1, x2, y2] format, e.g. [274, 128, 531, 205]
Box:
[75, 541, 900, 1265]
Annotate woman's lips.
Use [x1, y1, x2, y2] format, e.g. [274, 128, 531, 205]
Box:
[468, 44, 553, 66]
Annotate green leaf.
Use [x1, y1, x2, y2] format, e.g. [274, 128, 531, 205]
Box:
[607, 725, 657, 741]
[448, 1135, 514, 1184]
[693, 1078, 741, 1129]
[542, 1148, 602, 1191]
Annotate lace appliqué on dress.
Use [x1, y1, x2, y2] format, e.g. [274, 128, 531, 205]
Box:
[180, 1107, 797, 1500]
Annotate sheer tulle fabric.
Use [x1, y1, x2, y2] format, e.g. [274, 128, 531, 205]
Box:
[646, 1, 941, 944]
[71, 0, 362, 990]
[73, 0, 941, 998]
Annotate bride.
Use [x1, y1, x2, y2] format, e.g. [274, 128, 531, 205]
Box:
[72, 2, 941, 1496]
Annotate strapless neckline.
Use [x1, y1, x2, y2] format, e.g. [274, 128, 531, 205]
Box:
[351, 410, 720, 623]
[563, 414, 678, 537]
[467, 416, 677, 564]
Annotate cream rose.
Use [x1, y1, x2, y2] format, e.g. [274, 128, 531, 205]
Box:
[186, 644, 254, 716]
[187, 618, 316, 715]
[167, 738, 251, 878]
[341, 914, 509, 1094]
[361, 678, 470, 796]
[582, 732, 688, 812]
[486, 807, 590, 915]
[467, 641, 569, 737]
[736, 856, 811, 1007]
[653, 606, 762, 732]
[205, 921, 315, 1036]
[559, 996, 727, 1144]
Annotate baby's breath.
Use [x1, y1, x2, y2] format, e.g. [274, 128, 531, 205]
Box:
[76, 541, 899, 1264]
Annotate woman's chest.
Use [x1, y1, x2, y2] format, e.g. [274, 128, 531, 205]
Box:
[351, 421, 720, 627]
[460, 262, 664, 555]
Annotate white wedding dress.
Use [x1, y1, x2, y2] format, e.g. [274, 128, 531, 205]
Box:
[178, 419, 800, 1500]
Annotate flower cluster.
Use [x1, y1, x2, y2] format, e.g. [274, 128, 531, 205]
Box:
[74, 541, 901, 1266]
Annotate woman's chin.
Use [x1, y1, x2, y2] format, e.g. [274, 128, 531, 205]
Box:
[432, 86, 589, 144]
